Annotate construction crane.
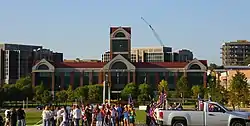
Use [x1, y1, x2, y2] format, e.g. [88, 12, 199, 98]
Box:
[141, 17, 165, 47]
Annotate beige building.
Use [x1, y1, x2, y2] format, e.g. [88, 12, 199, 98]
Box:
[102, 47, 193, 63]
[213, 66, 250, 90]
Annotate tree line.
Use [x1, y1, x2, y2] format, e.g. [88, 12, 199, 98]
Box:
[0, 70, 249, 108]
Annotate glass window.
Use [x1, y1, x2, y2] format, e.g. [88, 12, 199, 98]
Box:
[114, 32, 126, 37]
[208, 103, 225, 113]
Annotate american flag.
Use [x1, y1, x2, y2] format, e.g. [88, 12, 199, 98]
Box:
[128, 94, 133, 106]
[149, 89, 167, 118]
[198, 94, 201, 101]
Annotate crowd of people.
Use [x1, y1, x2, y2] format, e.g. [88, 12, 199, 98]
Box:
[1, 107, 26, 126]
[42, 103, 136, 126]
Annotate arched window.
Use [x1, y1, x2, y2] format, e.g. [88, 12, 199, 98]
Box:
[114, 32, 126, 37]
[189, 64, 201, 70]
[37, 64, 49, 70]
[111, 61, 127, 69]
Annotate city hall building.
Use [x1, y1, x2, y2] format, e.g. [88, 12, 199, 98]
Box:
[32, 27, 207, 97]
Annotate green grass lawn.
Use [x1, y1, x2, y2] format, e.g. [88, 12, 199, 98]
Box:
[0, 111, 42, 125]
[0, 110, 146, 125]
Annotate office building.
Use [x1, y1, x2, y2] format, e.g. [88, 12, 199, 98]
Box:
[221, 40, 250, 66]
[32, 27, 207, 98]
[102, 47, 193, 62]
[0, 43, 63, 84]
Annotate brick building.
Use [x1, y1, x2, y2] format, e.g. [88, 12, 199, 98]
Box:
[31, 27, 207, 97]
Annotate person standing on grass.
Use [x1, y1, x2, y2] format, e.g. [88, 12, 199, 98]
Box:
[72, 105, 81, 126]
[60, 106, 69, 126]
[56, 107, 63, 126]
[116, 104, 123, 126]
[17, 107, 25, 126]
[4, 108, 11, 126]
[95, 107, 104, 126]
[110, 105, 117, 126]
[84, 104, 92, 126]
[123, 107, 129, 126]
[128, 106, 136, 126]
[10, 108, 17, 126]
[42, 106, 51, 126]
[50, 106, 56, 126]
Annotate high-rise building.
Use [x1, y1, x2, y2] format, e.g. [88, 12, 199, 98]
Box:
[221, 40, 250, 66]
[102, 47, 193, 62]
[0, 43, 63, 84]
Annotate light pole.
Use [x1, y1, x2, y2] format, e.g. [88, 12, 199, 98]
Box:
[103, 73, 108, 104]
[104, 73, 111, 105]
[144, 73, 147, 84]
[108, 73, 111, 105]
[117, 72, 120, 85]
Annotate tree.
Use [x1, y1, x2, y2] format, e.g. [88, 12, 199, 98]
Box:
[176, 76, 190, 98]
[56, 90, 68, 103]
[66, 86, 75, 102]
[88, 85, 102, 102]
[20, 84, 33, 100]
[75, 86, 89, 101]
[229, 71, 249, 109]
[137, 84, 152, 105]
[191, 85, 202, 99]
[41, 90, 53, 104]
[33, 83, 45, 102]
[0, 86, 5, 106]
[121, 83, 138, 100]
[15, 76, 32, 89]
[158, 80, 168, 93]
[206, 73, 227, 103]
[208, 63, 218, 70]
[15, 76, 33, 100]
[3, 84, 21, 101]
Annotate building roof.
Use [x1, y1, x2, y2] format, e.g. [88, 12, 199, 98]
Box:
[52, 60, 207, 68]
[55, 62, 106, 68]
[224, 66, 250, 69]
[33, 57, 207, 69]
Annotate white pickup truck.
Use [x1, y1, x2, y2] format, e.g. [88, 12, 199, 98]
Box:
[155, 101, 250, 126]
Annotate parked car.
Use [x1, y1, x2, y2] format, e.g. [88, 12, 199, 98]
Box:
[155, 101, 250, 126]
[36, 105, 44, 110]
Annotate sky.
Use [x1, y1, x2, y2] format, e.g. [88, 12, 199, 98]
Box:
[0, 0, 250, 65]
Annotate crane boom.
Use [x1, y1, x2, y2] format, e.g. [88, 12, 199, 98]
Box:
[141, 17, 164, 47]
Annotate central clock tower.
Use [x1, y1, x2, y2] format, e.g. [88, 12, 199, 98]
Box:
[110, 27, 131, 61]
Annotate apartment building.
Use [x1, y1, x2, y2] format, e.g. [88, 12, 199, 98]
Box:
[221, 40, 250, 66]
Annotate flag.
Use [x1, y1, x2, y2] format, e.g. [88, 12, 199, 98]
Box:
[198, 94, 201, 101]
[128, 94, 133, 105]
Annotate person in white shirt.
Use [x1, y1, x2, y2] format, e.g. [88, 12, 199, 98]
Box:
[42, 106, 51, 126]
[60, 106, 69, 126]
[73, 105, 81, 126]
[4, 109, 11, 126]
[56, 107, 63, 126]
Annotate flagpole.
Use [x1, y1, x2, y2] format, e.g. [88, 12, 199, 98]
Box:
[103, 81, 106, 104]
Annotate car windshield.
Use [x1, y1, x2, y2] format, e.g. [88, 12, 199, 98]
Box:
[217, 103, 230, 111]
